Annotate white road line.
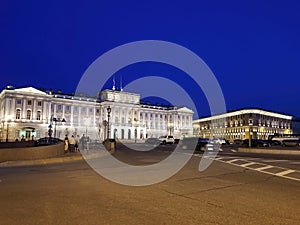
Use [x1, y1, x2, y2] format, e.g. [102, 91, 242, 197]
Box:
[275, 170, 295, 176]
[227, 159, 242, 163]
[231, 149, 237, 152]
[240, 162, 257, 167]
[255, 165, 274, 171]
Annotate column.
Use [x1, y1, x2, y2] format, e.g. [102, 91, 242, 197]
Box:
[43, 101, 47, 124]
[11, 98, 16, 120]
[32, 99, 37, 120]
[22, 98, 26, 120]
[70, 105, 74, 126]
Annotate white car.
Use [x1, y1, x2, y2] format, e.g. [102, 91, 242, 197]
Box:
[159, 135, 175, 144]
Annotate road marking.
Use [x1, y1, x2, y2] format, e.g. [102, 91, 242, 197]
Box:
[214, 157, 300, 182]
[231, 149, 237, 152]
[275, 170, 295, 176]
[255, 165, 274, 171]
[240, 162, 256, 167]
[227, 159, 241, 163]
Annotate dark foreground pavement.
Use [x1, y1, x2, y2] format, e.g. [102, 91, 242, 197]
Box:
[1, 147, 300, 225]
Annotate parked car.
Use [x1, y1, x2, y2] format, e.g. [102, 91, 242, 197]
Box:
[35, 137, 62, 146]
[212, 138, 228, 145]
[145, 138, 161, 145]
[174, 139, 180, 144]
[158, 135, 175, 144]
[234, 139, 243, 145]
[242, 139, 270, 147]
[282, 139, 300, 147]
[180, 137, 209, 151]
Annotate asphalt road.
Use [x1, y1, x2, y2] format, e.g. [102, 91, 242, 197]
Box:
[1, 144, 300, 225]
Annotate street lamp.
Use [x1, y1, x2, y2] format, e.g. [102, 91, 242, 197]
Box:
[107, 106, 111, 140]
[52, 117, 66, 138]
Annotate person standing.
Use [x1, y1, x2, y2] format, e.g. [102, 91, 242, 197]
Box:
[75, 135, 80, 152]
[64, 135, 69, 153]
[80, 134, 86, 150]
[69, 135, 76, 153]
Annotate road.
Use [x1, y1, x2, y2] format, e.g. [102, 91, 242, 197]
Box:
[1, 144, 300, 225]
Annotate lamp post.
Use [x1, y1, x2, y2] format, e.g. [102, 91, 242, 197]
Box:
[48, 124, 53, 139]
[52, 117, 66, 139]
[107, 106, 111, 140]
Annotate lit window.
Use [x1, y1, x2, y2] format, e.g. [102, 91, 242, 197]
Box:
[16, 109, 21, 119]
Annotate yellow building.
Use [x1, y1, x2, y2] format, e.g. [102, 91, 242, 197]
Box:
[193, 109, 292, 142]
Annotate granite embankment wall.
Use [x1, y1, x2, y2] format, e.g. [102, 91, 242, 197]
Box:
[0, 142, 65, 162]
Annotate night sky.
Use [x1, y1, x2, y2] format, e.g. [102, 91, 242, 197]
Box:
[1, 0, 300, 118]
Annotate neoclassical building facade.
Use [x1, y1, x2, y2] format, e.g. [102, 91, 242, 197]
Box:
[0, 86, 193, 142]
[193, 109, 293, 141]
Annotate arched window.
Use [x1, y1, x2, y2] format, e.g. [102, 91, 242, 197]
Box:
[26, 110, 31, 120]
[128, 129, 131, 140]
[36, 111, 41, 120]
[15, 109, 21, 120]
[121, 129, 124, 139]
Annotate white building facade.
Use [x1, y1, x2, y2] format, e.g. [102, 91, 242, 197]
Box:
[0, 86, 193, 142]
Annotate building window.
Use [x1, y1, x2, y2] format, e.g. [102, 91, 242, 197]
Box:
[26, 110, 31, 120]
[66, 105, 70, 111]
[36, 111, 41, 120]
[57, 105, 62, 110]
[17, 99, 22, 105]
[37, 101, 42, 106]
[28, 100, 32, 105]
[16, 109, 21, 119]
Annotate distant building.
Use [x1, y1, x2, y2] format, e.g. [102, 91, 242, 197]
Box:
[193, 109, 293, 141]
[0, 86, 193, 141]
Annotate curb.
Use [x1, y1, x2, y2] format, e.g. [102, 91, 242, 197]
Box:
[0, 154, 84, 168]
[0, 149, 113, 168]
[238, 147, 300, 155]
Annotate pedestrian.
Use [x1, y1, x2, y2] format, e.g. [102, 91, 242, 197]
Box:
[64, 135, 69, 153]
[75, 135, 80, 152]
[69, 135, 76, 153]
[80, 134, 86, 151]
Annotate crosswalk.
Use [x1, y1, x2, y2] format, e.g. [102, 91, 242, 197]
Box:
[194, 154, 300, 182]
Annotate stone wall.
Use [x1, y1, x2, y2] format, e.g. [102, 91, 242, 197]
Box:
[0, 142, 65, 162]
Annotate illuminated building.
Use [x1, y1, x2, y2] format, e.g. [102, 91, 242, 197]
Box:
[193, 109, 293, 141]
[0, 86, 193, 141]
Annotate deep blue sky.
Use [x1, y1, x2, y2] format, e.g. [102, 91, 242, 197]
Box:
[1, 0, 300, 118]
